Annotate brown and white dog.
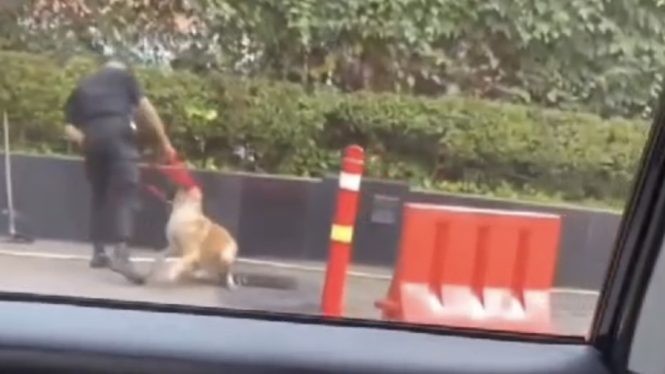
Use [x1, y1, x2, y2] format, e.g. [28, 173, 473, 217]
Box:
[147, 187, 239, 289]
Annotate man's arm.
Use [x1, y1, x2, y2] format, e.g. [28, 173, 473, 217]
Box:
[124, 71, 174, 157]
[63, 90, 85, 146]
[64, 124, 84, 145]
[138, 97, 173, 150]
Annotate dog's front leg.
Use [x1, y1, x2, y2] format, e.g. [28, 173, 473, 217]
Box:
[224, 272, 237, 290]
[167, 250, 199, 283]
[219, 263, 237, 290]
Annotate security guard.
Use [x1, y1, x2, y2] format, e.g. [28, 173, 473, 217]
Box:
[63, 60, 174, 284]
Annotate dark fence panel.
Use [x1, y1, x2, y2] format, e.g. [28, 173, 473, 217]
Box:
[352, 179, 409, 267]
[236, 174, 315, 259]
[301, 175, 337, 262]
[0, 154, 245, 251]
[0, 154, 90, 241]
[579, 213, 622, 288]
[197, 171, 243, 240]
[0, 153, 625, 291]
[551, 209, 594, 290]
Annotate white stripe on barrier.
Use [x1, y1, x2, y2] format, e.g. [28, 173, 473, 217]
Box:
[407, 203, 561, 219]
[0, 248, 600, 295]
[338, 172, 361, 192]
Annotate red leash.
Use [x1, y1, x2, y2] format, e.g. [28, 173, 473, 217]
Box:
[143, 184, 171, 204]
[140, 152, 200, 205]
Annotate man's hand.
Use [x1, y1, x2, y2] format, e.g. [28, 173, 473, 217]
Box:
[64, 124, 84, 146]
[161, 141, 176, 163]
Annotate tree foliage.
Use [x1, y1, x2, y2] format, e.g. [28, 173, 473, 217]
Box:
[0, 0, 201, 63]
[5, 0, 664, 118]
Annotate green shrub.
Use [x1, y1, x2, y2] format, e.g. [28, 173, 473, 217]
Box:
[0, 51, 651, 209]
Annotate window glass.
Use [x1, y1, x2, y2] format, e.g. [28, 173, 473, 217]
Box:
[0, 0, 656, 337]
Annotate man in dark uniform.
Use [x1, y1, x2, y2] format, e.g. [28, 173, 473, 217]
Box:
[63, 60, 174, 284]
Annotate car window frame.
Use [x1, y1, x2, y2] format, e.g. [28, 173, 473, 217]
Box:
[588, 79, 665, 371]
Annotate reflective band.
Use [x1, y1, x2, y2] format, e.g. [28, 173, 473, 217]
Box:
[339, 172, 361, 191]
[330, 224, 354, 244]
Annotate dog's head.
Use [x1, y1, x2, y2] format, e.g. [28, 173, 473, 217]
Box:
[172, 187, 203, 210]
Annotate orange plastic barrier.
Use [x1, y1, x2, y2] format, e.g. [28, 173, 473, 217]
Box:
[375, 203, 561, 334]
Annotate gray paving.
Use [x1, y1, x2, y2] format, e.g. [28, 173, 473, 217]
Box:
[0, 240, 598, 336]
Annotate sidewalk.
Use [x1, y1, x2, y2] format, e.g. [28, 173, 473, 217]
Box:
[0, 239, 602, 292]
[0, 239, 388, 272]
[0, 239, 598, 336]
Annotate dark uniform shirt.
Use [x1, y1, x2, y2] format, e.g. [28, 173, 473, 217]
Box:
[64, 67, 143, 158]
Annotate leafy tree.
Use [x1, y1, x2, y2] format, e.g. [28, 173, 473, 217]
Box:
[4, 0, 665, 118]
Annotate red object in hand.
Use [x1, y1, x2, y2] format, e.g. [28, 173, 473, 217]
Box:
[155, 152, 199, 191]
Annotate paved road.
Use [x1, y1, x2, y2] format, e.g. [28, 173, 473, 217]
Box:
[0, 240, 598, 336]
[0, 252, 326, 313]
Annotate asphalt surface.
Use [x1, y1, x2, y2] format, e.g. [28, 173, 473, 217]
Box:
[0, 240, 598, 336]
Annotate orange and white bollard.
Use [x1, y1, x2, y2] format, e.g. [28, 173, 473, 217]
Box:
[321, 145, 365, 317]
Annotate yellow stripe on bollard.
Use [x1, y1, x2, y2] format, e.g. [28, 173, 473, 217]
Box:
[330, 224, 354, 244]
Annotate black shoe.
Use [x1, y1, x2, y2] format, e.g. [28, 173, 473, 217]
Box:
[89, 252, 110, 269]
[109, 243, 146, 285]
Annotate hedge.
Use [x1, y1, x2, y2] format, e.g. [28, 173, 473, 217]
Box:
[0, 51, 652, 209]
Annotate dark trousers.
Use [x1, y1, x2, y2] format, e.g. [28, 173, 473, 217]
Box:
[84, 148, 140, 245]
